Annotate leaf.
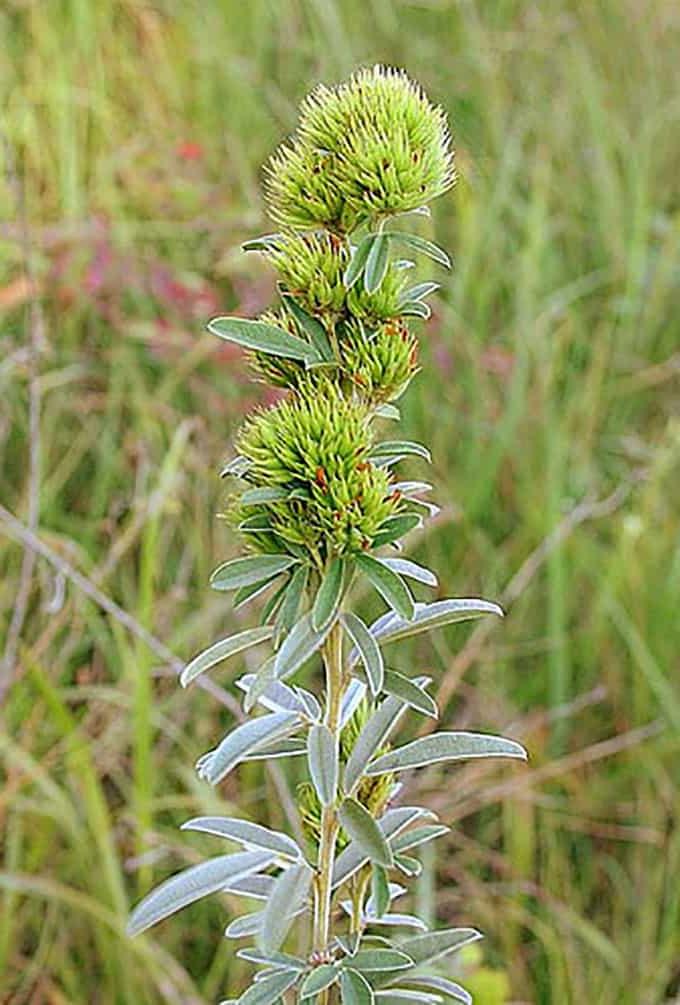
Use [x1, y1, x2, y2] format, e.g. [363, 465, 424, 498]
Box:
[370, 440, 431, 463]
[400, 300, 431, 319]
[244, 739, 307, 760]
[336, 932, 361, 957]
[237, 947, 306, 970]
[374, 992, 441, 1005]
[344, 234, 376, 289]
[374, 402, 400, 421]
[307, 724, 338, 806]
[342, 612, 384, 697]
[347, 949, 414, 972]
[366, 731, 528, 776]
[237, 668, 305, 715]
[384, 232, 452, 269]
[400, 978, 471, 1005]
[382, 671, 438, 719]
[364, 233, 390, 293]
[275, 565, 309, 637]
[343, 683, 427, 793]
[197, 712, 300, 785]
[368, 914, 427, 931]
[126, 850, 276, 936]
[367, 599, 504, 647]
[371, 515, 422, 548]
[181, 627, 274, 687]
[240, 487, 290, 505]
[180, 816, 302, 861]
[241, 233, 283, 252]
[224, 874, 274, 901]
[281, 294, 335, 362]
[225, 911, 266, 939]
[355, 554, 414, 621]
[340, 678, 368, 728]
[332, 806, 436, 889]
[399, 281, 440, 304]
[371, 865, 390, 919]
[300, 964, 340, 998]
[211, 555, 299, 592]
[260, 861, 312, 953]
[391, 825, 449, 854]
[221, 455, 252, 478]
[391, 481, 433, 497]
[207, 316, 321, 363]
[394, 854, 421, 877]
[260, 579, 289, 625]
[379, 558, 437, 589]
[274, 612, 332, 680]
[391, 928, 482, 969]
[341, 967, 375, 1005]
[237, 970, 299, 1005]
[312, 558, 345, 631]
[338, 798, 394, 868]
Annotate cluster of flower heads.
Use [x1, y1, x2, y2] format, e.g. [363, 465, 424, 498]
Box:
[224, 66, 455, 567]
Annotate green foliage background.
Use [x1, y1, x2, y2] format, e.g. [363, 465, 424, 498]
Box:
[1, 1, 678, 1003]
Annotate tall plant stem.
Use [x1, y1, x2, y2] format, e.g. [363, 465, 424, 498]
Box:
[313, 621, 344, 959]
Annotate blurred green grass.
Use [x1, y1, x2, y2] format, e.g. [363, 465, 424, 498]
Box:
[1, 1, 679, 1002]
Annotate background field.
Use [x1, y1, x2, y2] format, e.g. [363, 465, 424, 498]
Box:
[1, 1, 679, 1003]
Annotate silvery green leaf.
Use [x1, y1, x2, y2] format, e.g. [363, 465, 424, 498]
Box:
[225, 911, 266, 939]
[394, 854, 421, 876]
[275, 565, 309, 637]
[338, 799, 394, 868]
[237, 671, 304, 715]
[242, 233, 282, 252]
[340, 678, 367, 729]
[399, 281, 440, 304]
[236, 969, 299, 1005]
[374, 402, 400, 421]
[368, 914, 427, 931]
[372, 514, 422, 549]
[356, 553, 414, 621]
[364, 233, 390, 294]
[391, 481, 433, 497]
[221, 455, 252, 479]
[343, 680, 429, 793]
[312, 558, 345, 631]
[366, 731, 528, 776]
[336, 932, 362, 957]
[207, 316, 322, 363]
[394, 259, 416, 270]
[382, 671, 438, 719]
[180, 627, 274, 687]
[243, 739, 307, 760]
[274, 612, 332, 680]
[234, 575, 282, 611]
[366, 882, 405, 916]
[126, 850, 275, 936]
[379, 559, 437, 589]
[341, 967, 375, 1005]
[342, 612, 384, 697]
[240, 660, 278, 714]
[384, 232, 452, 269]
[260, 579, 289, 626]
[345, 234, 376, 290]
[211, 555, 299, 592]
[400, 300, 431, 319]
[260, 861, 312, 953]
[295, 687, 321, 720]
[281, 294, 334, 362]
[332, 806, 436, 889]
[370, 441, 431, 463]
[371, 865, 390, 918]
[391, 928, 482, 969]
[346, 949, 413, 973]
[224, 874, 274, 901]
[391, 824, 449, 854]
[308, 724, 338, 806]
[367, 599, 504, 647]
[300, 964, 340, 998]
[237, 947, 306, 970]
[198, 712, 300, 785]
[374, 992, 441, 1005]
[241, 487, 290, 505]
[181, 816, 302, 861]
[400, 977, 471, 1005]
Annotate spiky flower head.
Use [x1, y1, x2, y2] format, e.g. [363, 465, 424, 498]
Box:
[234, 378, 402, 561]
[265, 65, 455, 233]
[341, 318, 418, 402]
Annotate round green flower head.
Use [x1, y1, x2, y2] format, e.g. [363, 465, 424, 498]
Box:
[265, 64, 455, 233]
[233, 377, 402, 561]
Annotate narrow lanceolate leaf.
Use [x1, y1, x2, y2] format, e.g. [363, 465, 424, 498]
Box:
[332, 806, 437, 889]
[391, 824, 449, 854]
[225, 911, 266, 939]
[384, 231, 452, 269]
[181, 627, 274, 687]
[236, 970, 299, 1005]
[234, 575, 281, 611]
[391, 928, 482, 969]
[237, 947, 306, 970]
[379, 558, 437, 588]
[400, 300, 431, 319]
[307, 724, 338, 806]
[274, 612, 332, 680]
[370, 440, 431, 463]
[180, 816, 302, 861]
[399, 281, 440, 304]
[221, 455, 252, 479]
[281, 294, 334, 362]
[400, 977, 471, 1005]
[312, 558, 345, 632]
[343, 683, 428, 793]
[374, 992, 440, 1005]
[356, 553, 414, 621]
[366, 731, 528, 776]
[198, 712, 300, 785]
[364, 233, 390, 293]
[344, 234, 376, 289]
[300, 964, 340, 998]
[275, 565, 309, 637]
[371, 865, 390, 918]
[242, 233, 282, 253]
[394, 854, 421, 877]
[240, 660, 277, 714]
[243, 739, 307, 761]
[371, 514, 421, 549]
[211, 555, 298, 592]
[338, 798, 394, 868]
[126, 850, 275, 936]
[241, 486, 290, 505]
[347, 949, 413, 973]
[374, 402, 400, 421]
[223, 874, 274, 901]
[367, 598, 503, 647]
[368, 913, 427, 931]
[342, 612, 384, 697]
[382, 670, 438, 719]
[207, 316, 322, 363]
[341, 967, 375, 1005]
[340, 678, 368, 729]
[260, 862, 312, 953]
